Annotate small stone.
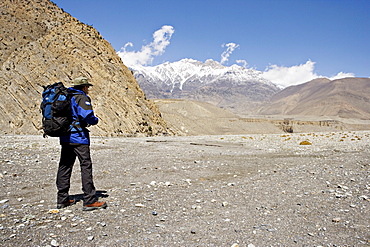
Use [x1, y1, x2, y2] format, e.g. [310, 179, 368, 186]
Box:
[231, 244, 239, 247]
[191, 230, 196, 234]
[222, 201, 229, 207]
[135, 203, 145, 208]
[0, 199, 9, 204]
[248, 244, 255, 247]
[23, 214, 35, 221]
[51, 239, 59, 246]
[337, 184, 349, 190]
[332, 217, 341, 222]
[87, 236, 94, 241]
[48, 209, 59, 214]
[152, 211, 158, 216]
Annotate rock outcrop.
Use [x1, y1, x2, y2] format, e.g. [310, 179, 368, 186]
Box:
[0, 0, 171, 136]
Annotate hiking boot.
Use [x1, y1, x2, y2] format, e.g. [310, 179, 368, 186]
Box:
[83, 201, 107, 211]
[57, 199, 75, 209]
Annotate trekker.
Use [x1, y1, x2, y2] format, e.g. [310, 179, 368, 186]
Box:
[56, 77, 107, 211]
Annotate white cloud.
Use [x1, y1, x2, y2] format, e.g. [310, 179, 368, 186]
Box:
[261, 60, 356, 87]
[117, 25, 175, 68]
[236, 59, 248, 68]
[262, 60, 318, 87]
[220, 43, 239, 65]
[329, 71, 355, 80]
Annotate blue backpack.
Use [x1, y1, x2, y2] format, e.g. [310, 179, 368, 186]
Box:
[40, 82, 73, 137]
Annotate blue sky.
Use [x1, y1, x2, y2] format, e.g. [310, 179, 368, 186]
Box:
[52, 0, 370, 86]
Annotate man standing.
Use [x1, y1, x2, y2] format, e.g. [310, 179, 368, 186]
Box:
[56, 77, 107, 211]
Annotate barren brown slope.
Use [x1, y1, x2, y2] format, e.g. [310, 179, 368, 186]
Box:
[258, 77, 370, 119]
[154, 99, 370, 135]
[0, 0, 170, 136]
[154, 99, 287, 135]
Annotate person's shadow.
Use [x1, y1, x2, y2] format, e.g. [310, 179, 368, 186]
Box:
[71, 190, 109, 203]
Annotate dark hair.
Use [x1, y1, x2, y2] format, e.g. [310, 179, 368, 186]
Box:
[73, 85, 86, 90]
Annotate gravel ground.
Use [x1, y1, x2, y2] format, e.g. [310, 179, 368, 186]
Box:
[0, 131, 369, 246]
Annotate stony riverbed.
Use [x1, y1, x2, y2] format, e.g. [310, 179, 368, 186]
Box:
[0, 131, 369, 246]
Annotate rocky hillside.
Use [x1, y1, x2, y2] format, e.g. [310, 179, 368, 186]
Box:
[258, 77, 370, 119]
[0, 0, 170, 136]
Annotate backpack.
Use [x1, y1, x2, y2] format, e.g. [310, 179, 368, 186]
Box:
[40, 82, 73, 137]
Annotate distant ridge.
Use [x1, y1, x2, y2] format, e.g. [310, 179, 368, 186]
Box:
[133, 59, 281, 114]
[258, 77, 370, 119]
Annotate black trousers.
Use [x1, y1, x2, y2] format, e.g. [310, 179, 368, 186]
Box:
[57, 144, 97, 206]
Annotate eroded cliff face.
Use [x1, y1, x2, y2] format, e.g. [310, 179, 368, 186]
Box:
[0, 0, 171, 136]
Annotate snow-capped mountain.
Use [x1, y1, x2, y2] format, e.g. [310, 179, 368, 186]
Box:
[132, 59, 281, 114]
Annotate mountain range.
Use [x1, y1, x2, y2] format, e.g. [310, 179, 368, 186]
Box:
[133, 59, 281, 114]
[132, 59, 370, 120]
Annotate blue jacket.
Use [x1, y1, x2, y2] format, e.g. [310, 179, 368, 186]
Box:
[60, 88, 99, 145]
